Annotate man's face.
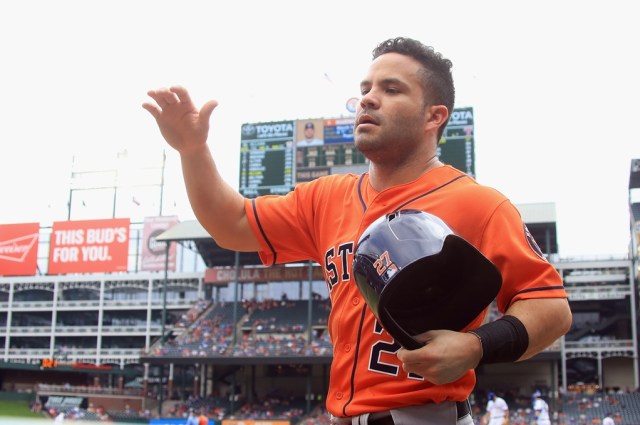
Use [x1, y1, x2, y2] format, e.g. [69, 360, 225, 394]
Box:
[354, 52, 429, 165]
[304, 126, 315, 140]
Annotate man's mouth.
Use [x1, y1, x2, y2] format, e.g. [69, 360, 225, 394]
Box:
[356, 113, 379, 127]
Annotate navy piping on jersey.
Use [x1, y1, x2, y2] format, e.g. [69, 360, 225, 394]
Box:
[342, 304, 369, 416]
[396, 174, 468, 211]
[357, 174, 367, 212]
[356, 173, 468, 213]
[251, 199, 277, 266]
[505, 286, 566, 310]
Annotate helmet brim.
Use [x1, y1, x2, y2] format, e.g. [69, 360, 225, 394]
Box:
[358, 234, 501, 350]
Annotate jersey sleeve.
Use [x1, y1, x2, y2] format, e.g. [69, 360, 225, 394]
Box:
[243, 182, 319, 266]
[480, 200, 567, 312]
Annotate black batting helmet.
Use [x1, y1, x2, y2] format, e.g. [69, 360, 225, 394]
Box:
[353, 209, 502, 350]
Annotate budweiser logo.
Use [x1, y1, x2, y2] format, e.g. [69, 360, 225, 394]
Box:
[0, 233, 39, 262]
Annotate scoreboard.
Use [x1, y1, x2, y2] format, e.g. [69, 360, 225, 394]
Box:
[239, 121, 295, 198]
[438, 106, 475, 177]
[239, 107, 475, 194]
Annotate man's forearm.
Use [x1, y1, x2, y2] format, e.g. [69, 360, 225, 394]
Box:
[179, 145, 260, 252]
[506, 298, 572, 361]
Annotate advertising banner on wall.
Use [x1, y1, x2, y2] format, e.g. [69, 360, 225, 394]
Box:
[141, 216, 179, 272]
[48, 218, 130, 274]
[205, 265, 325, 283]
[0, 222, 40, 276]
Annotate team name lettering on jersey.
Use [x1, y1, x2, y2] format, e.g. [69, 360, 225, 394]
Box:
[324, 242, 354, 291]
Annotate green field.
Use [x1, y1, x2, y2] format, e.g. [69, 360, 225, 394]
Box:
[0, 400, 42, 418]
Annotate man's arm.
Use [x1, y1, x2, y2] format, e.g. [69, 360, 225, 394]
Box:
[504, 297, 572, 360]
[396, 297, 572, 385]
[143, 86, 260, 252]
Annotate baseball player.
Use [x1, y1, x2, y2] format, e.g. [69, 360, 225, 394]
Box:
[532, 391, 550, 425]
[602, 413, 615, 425]
[483, 392, 509, 425]
[186, 409, 199, 425]
[144, 36, 572, 425]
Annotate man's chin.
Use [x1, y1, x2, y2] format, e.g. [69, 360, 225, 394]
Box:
[354, 143, 382, 162]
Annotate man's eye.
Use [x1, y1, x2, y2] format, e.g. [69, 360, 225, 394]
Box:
[386, 88, 399, 94]
[360, 89, 370, 96]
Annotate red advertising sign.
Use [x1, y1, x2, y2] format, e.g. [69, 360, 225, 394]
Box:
[48, 218, 130, 274]
[141, 216, 178, 272]
[0, 222, 40, 276]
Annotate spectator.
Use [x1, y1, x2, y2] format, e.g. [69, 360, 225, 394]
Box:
[186, 408, 198, 425]
[198, 410, 209, 425]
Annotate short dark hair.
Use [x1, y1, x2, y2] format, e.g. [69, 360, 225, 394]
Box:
[372, 37, 455, 140]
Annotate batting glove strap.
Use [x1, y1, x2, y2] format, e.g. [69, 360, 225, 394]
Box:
[468, 315, 529, 365]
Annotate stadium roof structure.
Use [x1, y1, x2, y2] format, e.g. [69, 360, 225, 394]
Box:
[632, 203, 640, 222]
[630, 158, 640, 189]
[155, 220, 262, 267]
[156, 202, 560, 268]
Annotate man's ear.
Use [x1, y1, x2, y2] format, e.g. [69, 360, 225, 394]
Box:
[425, 105, 449, 132]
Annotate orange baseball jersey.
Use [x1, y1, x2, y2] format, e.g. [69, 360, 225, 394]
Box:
[243, 165, 567, 418]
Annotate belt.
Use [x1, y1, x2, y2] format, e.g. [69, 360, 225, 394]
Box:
[368, 412, 395, 425]
[368, 399, 471, 424]
[456, 399, 471, 419]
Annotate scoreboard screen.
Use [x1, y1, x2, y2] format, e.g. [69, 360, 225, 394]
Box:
[438, 106, 475, 177]
[239, 107, 475, 193]
[323, 118, 354, 144]
[239, 121, 295, 198]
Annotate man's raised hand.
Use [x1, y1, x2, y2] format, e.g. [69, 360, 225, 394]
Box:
[143, 85, 218, 154]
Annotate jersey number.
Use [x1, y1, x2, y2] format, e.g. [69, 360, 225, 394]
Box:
[369, 321, 423, 380]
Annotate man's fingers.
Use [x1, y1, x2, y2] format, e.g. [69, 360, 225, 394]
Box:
[146, 87, 180, 108]
[144, 86, 218, 125]
[170, 85, 192, 105]
[142, 102, 161, 119]
[200, 100, 219, 123]
[160, 90, 180, 105]
[155, 89, 179, 109]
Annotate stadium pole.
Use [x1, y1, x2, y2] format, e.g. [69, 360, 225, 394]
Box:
[161, 242, 170, 344]
[158, 241, 170, 417]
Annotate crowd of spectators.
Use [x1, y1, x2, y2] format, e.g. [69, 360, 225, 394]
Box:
[175, 298, 212, 328]
[148, 304, 236, 357]
[242, 297, 308, 334]
[232, 333, 308, 357]
[147, 297, 332, 358]
[166, 392, 314, 423]
[29, 379, 640, 424]
[228, 395, 306, 421]
[306, 329, 332, 356]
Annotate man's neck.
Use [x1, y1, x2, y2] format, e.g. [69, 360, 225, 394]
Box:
[368, 154, 442, 192]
